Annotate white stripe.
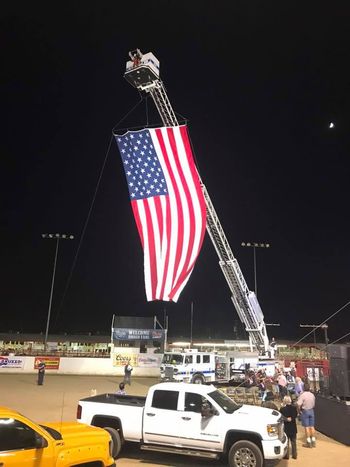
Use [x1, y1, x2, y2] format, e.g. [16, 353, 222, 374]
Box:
[136, 200, 152, 301]
[172, 271, 193, 302]
[149, 129, 179, 300]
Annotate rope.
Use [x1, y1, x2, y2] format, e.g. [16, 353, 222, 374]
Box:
[318, 330, 350, 351]
[186, 124, 203, 180]
[174, 110, 188, 125]
[112, 96, 145, 134]
[53, 97, 145, 329]
[145, 95, 149, 126]
[52, 134, 114, 328]
[329, 330, 350, 345]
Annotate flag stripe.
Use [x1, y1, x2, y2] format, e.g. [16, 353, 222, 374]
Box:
[142, 199, 158, 300]
[166, 127, 195, 298]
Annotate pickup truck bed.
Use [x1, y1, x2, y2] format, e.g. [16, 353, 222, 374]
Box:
[81, 393, 146, 407]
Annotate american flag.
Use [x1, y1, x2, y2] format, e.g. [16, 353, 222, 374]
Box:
[115, 125, 206, 302]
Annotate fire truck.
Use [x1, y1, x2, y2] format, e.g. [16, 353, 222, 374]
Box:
[160, 349, 267, 384]
[123, 50, 271, 355]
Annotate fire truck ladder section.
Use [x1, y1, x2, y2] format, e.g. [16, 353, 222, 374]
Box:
[124, 51, 269, 354]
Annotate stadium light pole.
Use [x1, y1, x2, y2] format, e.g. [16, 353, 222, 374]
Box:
[42, 233, 74, 351]
[241, 242, 270, 297]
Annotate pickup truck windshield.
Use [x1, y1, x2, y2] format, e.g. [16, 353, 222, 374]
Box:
[162, 354, 183, 365]
[209, 390, 241, 414]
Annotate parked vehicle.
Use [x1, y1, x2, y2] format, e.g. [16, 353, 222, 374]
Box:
[77, 382, 287, 467]
[160, 350, 261, 384]
[0, 406, 115, 466]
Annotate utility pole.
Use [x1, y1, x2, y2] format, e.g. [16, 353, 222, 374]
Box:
[42, 233, 74, 352]
[299, 323, 324, 347]
[241, 242, 270, 297]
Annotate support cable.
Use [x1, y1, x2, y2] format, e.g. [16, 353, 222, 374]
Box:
[53, 98, 145, 328]
[319, 330, 350, 350]
[291, 300, 350, 348]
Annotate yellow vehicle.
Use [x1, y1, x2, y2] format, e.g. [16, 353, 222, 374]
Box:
[0, 406, 116, 466]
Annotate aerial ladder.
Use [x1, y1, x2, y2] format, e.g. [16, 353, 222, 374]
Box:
[124, 50, 270, 354]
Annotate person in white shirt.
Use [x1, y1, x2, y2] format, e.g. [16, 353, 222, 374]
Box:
[297, 383, 316, 448]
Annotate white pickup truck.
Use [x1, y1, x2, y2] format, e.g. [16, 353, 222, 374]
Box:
[77, 382, 287, 467]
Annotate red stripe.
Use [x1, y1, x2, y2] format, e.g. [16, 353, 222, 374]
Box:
[131, 201, 144, 248]
[153, 196, 163, 242]
[180, 126, 206, 249]
[159, 195, 171, 300]
[143, 200, 157, 300]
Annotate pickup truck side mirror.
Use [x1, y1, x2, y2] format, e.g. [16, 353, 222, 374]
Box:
[35, 434, 48, 449]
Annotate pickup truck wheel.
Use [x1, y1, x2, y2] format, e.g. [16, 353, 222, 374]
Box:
[104, 427, 122, 458]
[228, 440, 263, 467]
[192, 374, 205, 384]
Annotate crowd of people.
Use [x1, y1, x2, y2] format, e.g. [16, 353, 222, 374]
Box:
[239, 367, 316, 459]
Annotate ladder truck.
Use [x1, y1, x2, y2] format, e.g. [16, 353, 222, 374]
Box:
[124, 50, 270, 355]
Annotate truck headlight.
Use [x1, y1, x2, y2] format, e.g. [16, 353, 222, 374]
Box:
[267, 423, 279, 437]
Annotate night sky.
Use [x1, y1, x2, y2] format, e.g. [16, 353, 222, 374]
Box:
[2, 2, 350, 344]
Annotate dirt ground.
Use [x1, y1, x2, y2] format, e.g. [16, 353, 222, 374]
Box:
[0, 374, 349, 466]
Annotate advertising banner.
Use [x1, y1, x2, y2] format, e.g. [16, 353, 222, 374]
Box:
[113, 353, 138, 367]
[112, 328, 165, 342]
[0, 356, 24, 368]
[34, 356, 60, 370]
[137, 354, 162, 367]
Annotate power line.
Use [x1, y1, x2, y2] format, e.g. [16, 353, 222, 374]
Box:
[320, 330, 350, 349]
[291, 300, 350, 347]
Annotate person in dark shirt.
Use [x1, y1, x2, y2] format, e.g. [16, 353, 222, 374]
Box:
[37, 360, 46, 385]
[280, 395, 298, 459]
[124, 360, 133, 385]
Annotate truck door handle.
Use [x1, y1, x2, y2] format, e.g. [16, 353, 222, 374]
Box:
[182, 416, 191, 421]
[146, 412, 156, 417]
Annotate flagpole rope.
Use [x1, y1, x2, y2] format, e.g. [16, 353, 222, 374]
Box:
[145, 95, 149, 126]
[186, 126, 203, 179]
[112, 96, 146, 133]
[53, 97, 145, 329]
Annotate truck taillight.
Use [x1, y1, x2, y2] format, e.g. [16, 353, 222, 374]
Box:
[77, 404, 82, 420]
